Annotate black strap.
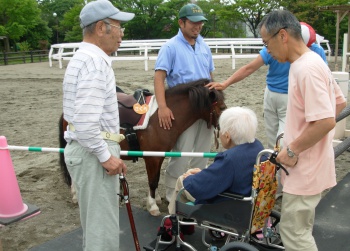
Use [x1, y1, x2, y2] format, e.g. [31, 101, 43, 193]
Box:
[269, 151, 289, 175]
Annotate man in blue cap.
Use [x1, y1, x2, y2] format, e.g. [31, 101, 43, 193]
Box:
[63, 0, 134, 250]
[153, 3, 215, 203]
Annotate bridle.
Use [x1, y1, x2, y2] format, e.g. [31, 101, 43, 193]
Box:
[207, 101, 220, 130]
[207, 101, 226, 149]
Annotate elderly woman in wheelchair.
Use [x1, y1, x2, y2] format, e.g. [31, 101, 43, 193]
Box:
[145, 107, 285, 251]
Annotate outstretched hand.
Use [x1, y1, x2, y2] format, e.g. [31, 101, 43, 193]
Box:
[206, 82, 227, 91]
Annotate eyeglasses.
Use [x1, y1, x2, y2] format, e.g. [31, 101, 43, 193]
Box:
[106, 23, 125, 34]
[263, 27, 287, 48]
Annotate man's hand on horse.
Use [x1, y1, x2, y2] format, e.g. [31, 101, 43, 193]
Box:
[101, 156, 128, 176]
[158, 106, 175, 130]
[206, 82, 227, 91]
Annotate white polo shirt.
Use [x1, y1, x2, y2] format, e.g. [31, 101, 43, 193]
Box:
[63, 42, 119, 162]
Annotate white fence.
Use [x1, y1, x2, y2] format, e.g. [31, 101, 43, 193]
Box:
[49, 38, 331, 71]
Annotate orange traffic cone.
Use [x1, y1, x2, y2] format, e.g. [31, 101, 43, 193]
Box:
[0, 136, 40, 226]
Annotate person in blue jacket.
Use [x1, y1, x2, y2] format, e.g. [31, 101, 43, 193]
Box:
[310, 43, 327, 63]
[168, 106, 264, 214]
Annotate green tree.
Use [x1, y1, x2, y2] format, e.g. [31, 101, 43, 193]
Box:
[60, 0, 189, 41]
[198, 0, 245, 38]
[0, 0, 45, 51]
[225, 0, 282, 38]
[38, 0, 83, 44]
[61, 4, 84, 42]
[282, 0, 349, 49]
[112, 0, 188, 39]
[23, 19, 52, 50]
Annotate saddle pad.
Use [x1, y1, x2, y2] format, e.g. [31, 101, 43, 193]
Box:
[131, 96, 158, 130]
[136, 95, 152, 126]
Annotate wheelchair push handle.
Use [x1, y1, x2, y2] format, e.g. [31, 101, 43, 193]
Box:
[255, 149, 289, 176]
[269, 151, 289, 176]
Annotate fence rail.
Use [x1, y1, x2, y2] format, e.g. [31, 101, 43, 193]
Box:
[0, 50, 49, 66]
[48, 38, 332, 71]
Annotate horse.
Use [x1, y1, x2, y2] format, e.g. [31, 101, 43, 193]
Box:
[59, 79, 226, 216]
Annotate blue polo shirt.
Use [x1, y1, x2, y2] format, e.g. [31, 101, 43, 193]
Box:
[259, 44, 328, 94]
[154, 29, 214, 88]
[310, 43, 328, 64]
[260, 47, 290, 94]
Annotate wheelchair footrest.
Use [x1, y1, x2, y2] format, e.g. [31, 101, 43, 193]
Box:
[143, 238, 173, 251]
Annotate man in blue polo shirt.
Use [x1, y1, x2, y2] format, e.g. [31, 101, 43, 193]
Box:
[154, 3, 215, 202]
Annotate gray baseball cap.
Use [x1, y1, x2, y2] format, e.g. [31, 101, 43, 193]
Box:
[80, 0, 135, 28]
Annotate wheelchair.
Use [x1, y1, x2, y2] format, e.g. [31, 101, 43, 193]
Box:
[144, 148, 285, 251]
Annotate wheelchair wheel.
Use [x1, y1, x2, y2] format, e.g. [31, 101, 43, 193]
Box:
[250, 210, 283, 250]
[220, 242, 259, 251]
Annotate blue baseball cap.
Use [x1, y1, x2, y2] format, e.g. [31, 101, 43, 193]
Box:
[80, 0, 135, 28]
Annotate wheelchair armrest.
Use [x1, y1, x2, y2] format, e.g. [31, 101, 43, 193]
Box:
[176, 188, 187, 201]
[177, 188, 251, 202]
[219, 192, 245, 200]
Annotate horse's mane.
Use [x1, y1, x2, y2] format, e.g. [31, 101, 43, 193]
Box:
[165, 79, 224, 111]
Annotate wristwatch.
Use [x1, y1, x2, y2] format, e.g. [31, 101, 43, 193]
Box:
[287, 145, 297, 158]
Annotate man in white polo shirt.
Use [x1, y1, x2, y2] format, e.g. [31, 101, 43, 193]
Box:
[62, 1, 134, 250]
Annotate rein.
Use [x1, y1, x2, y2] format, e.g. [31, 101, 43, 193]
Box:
[208, 101, 220, 149]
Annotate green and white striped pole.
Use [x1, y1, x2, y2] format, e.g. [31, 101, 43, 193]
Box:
[4, 145, 218, 158]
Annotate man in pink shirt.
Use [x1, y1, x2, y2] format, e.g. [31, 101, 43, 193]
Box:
[258, 10, 346, 251]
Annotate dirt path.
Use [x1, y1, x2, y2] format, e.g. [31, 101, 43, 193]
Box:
[0, 57, 349, 251]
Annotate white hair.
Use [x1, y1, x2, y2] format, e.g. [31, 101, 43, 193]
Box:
[219, 106, 258, 145]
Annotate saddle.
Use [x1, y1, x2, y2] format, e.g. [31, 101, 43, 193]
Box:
[117, 88, 153, 127]
[117, 87, 153, 162]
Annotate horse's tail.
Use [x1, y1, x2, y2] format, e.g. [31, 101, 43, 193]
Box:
[59, 113, 72, 186]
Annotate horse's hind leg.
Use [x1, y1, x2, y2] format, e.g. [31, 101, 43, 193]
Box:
[59, 114, 72, 186]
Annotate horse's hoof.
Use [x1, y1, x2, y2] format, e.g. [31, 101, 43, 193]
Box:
[149, 191, 162, 205]
[146, 197, 161, 216]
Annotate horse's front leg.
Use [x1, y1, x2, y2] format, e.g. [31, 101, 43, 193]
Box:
[145, 157, 163, 216]
[147, 190, 161, 216]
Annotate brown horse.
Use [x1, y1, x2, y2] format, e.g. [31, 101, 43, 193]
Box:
[59, 79, 226, 216]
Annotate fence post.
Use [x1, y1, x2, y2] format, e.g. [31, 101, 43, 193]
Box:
[30, 51, 34, 63]
[4, 51, 8, 65]
[332, 71, 349, 144]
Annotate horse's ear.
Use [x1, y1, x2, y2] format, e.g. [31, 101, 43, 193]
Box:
[209, 90, 218, 102]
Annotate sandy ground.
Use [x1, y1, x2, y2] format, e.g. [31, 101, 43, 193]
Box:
[0, 56, 349, 251]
